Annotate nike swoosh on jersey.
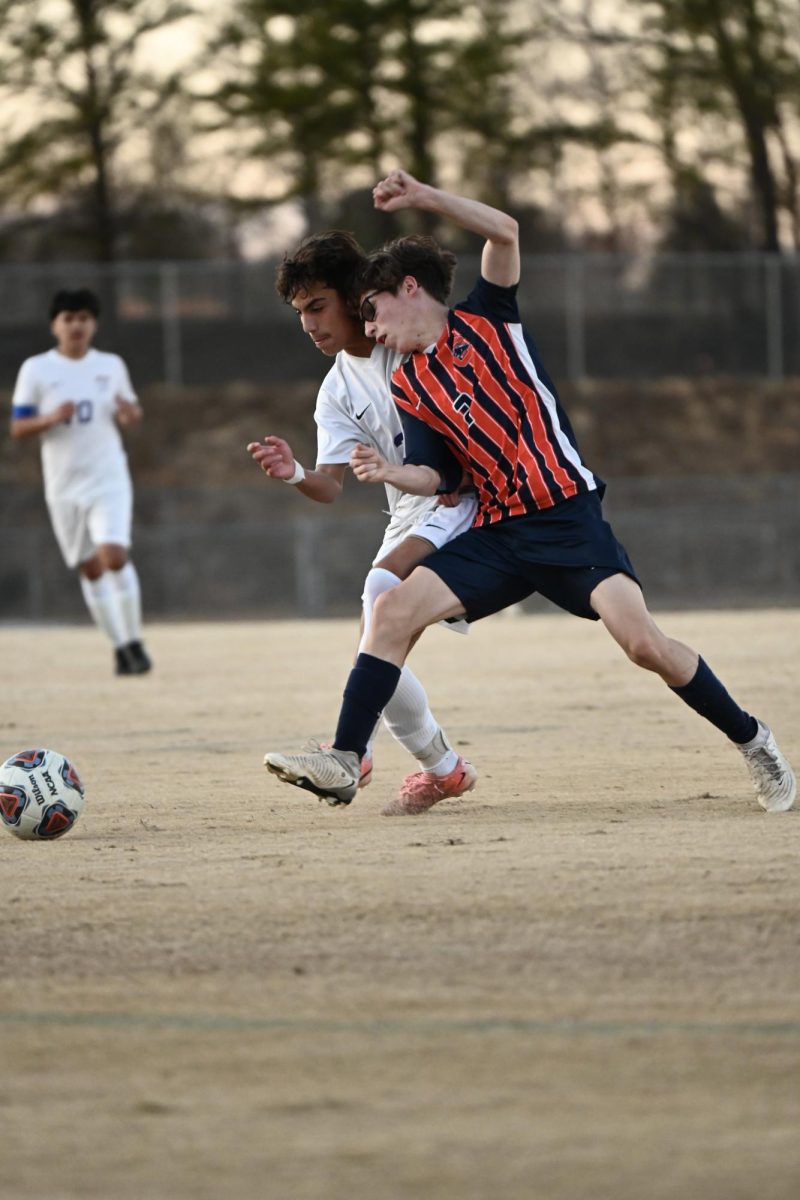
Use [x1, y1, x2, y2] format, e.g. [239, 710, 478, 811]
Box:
[355, 404, 372, 419]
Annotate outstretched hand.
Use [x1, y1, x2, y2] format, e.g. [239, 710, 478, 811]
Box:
[114, 396, 142, 427]
[247, 434, 297, 480]
[350, 442, 388, 483]
[372, 169, 426, 213]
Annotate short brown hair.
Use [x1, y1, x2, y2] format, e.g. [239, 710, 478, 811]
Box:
[360, 235, 457, 304]
[275, 230, 367, 313]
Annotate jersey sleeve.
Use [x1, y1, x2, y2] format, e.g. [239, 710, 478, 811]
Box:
[456, 274, 520, 324]
[10, 358, 41, 419]
[113, 356, 138, 403]
[400, 408, 464, 494]
[314, 382, 361, 465]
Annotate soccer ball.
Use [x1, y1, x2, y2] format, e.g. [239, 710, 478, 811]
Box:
[0, 748, 85, 840]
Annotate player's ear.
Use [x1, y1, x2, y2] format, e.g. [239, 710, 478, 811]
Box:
[401, 275, 419, 297]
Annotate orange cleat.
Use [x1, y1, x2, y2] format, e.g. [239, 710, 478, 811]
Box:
[382, 756, 477, 816]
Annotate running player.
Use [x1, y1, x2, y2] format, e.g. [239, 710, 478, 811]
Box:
[10, 288, 152, 676]
[247, 231, 478, 809]
[264, 170, 796, 816]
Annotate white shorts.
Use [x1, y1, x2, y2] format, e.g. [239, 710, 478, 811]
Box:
[47, 479, 133, 568]
[373, 491, 477, 564]
[372, 492, 477, 635]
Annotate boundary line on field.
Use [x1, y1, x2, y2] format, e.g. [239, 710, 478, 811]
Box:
[1, 1012, 799, 1037]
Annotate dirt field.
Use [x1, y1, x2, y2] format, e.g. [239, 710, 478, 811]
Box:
[1, 611, 798, 1200]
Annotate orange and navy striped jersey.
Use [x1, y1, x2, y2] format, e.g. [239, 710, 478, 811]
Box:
[394, 276, 599, 527]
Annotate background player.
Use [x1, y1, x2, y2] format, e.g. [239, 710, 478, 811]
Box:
[10, 288, 152, 676]
[246, 231, 477, 812]
[264, 170, 795, 817]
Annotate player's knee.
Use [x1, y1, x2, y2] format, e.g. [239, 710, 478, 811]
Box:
[362, 567, 400, 609]
[78, 556, 102, 582]
[100, 545, 128, 572]
[623, 631, 663, 671]
[372, 585, 415, 635]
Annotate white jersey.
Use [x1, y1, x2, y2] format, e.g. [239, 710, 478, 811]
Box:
[314, 344, 410, 515]
[11, 348, 137, 503]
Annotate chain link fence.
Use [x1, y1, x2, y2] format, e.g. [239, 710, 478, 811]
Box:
[1, 253, 798, 389]
[2, 253, 799, 620]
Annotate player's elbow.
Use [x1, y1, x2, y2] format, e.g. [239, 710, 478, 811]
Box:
[317, 480, 344, 504]
[9, 422, 27, 440]
[495, 214, 519, 245]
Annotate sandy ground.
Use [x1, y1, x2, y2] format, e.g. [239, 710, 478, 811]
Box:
[1, 611, 798, 1200]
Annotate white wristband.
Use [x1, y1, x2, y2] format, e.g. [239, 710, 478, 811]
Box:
[284, 460, 306, 485]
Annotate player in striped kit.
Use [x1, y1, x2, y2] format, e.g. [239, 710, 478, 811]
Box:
[264, 170, 795, 816]
[247, 231, 478, 810]
[10, 288, 152, 676]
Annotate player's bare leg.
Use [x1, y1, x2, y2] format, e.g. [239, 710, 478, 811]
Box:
[264, 567, 477, 811]
[590, 573, 795, 811]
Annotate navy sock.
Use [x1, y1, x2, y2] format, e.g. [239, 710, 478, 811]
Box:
[333, 653, 402, 758]
[670, 657, 758, 744]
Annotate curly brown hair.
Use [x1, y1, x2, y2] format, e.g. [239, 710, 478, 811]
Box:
[275, 231, 367, 314]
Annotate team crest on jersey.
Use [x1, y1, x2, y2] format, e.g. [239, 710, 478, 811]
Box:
[453, 340, 471, 361]
[94, 374, 111, 389]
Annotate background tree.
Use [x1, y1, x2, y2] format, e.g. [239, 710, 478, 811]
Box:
[643, 0, 800, 251]
[207, 0, 530, 238]
[207, 1, 391, 232]
[0, 0, 195, 262]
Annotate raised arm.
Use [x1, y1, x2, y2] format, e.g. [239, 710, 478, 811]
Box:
[373, 169, 519, 287]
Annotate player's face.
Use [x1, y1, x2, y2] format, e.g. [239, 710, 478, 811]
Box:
[51, 309, 97, 359]
[291, 284, 370, 357]
[360, 287, 418, 353]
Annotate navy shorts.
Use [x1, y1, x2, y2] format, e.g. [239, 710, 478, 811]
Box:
[423, 491, 639, 622]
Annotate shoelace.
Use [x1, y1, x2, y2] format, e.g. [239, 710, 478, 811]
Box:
[746, 746, 782, 780]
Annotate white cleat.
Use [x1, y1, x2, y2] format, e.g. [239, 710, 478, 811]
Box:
[264, 742, 360, 806]
[738, 722, 796, 813]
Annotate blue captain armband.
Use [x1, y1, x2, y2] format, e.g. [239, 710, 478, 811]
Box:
[12, 406, 38, 419]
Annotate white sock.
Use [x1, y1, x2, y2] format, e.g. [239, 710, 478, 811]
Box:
[106, 562, 142, 643]
[79, 573, 128, 648]
[360, 566, 452, 770]
[412, 729, 459, 777]
[385, 666, 440, 753]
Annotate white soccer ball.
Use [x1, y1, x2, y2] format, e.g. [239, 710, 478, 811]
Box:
[0, 748, 86, 840]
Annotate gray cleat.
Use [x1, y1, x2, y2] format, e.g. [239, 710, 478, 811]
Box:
[264, 742, 360, 806]
[738, 722, 796, 813]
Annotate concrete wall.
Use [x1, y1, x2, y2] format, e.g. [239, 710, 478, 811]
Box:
[1, 475, 798, 622]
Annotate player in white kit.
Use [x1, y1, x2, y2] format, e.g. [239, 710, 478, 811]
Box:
[247, 231, 478, 812]
[10, 288, 152, 676]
